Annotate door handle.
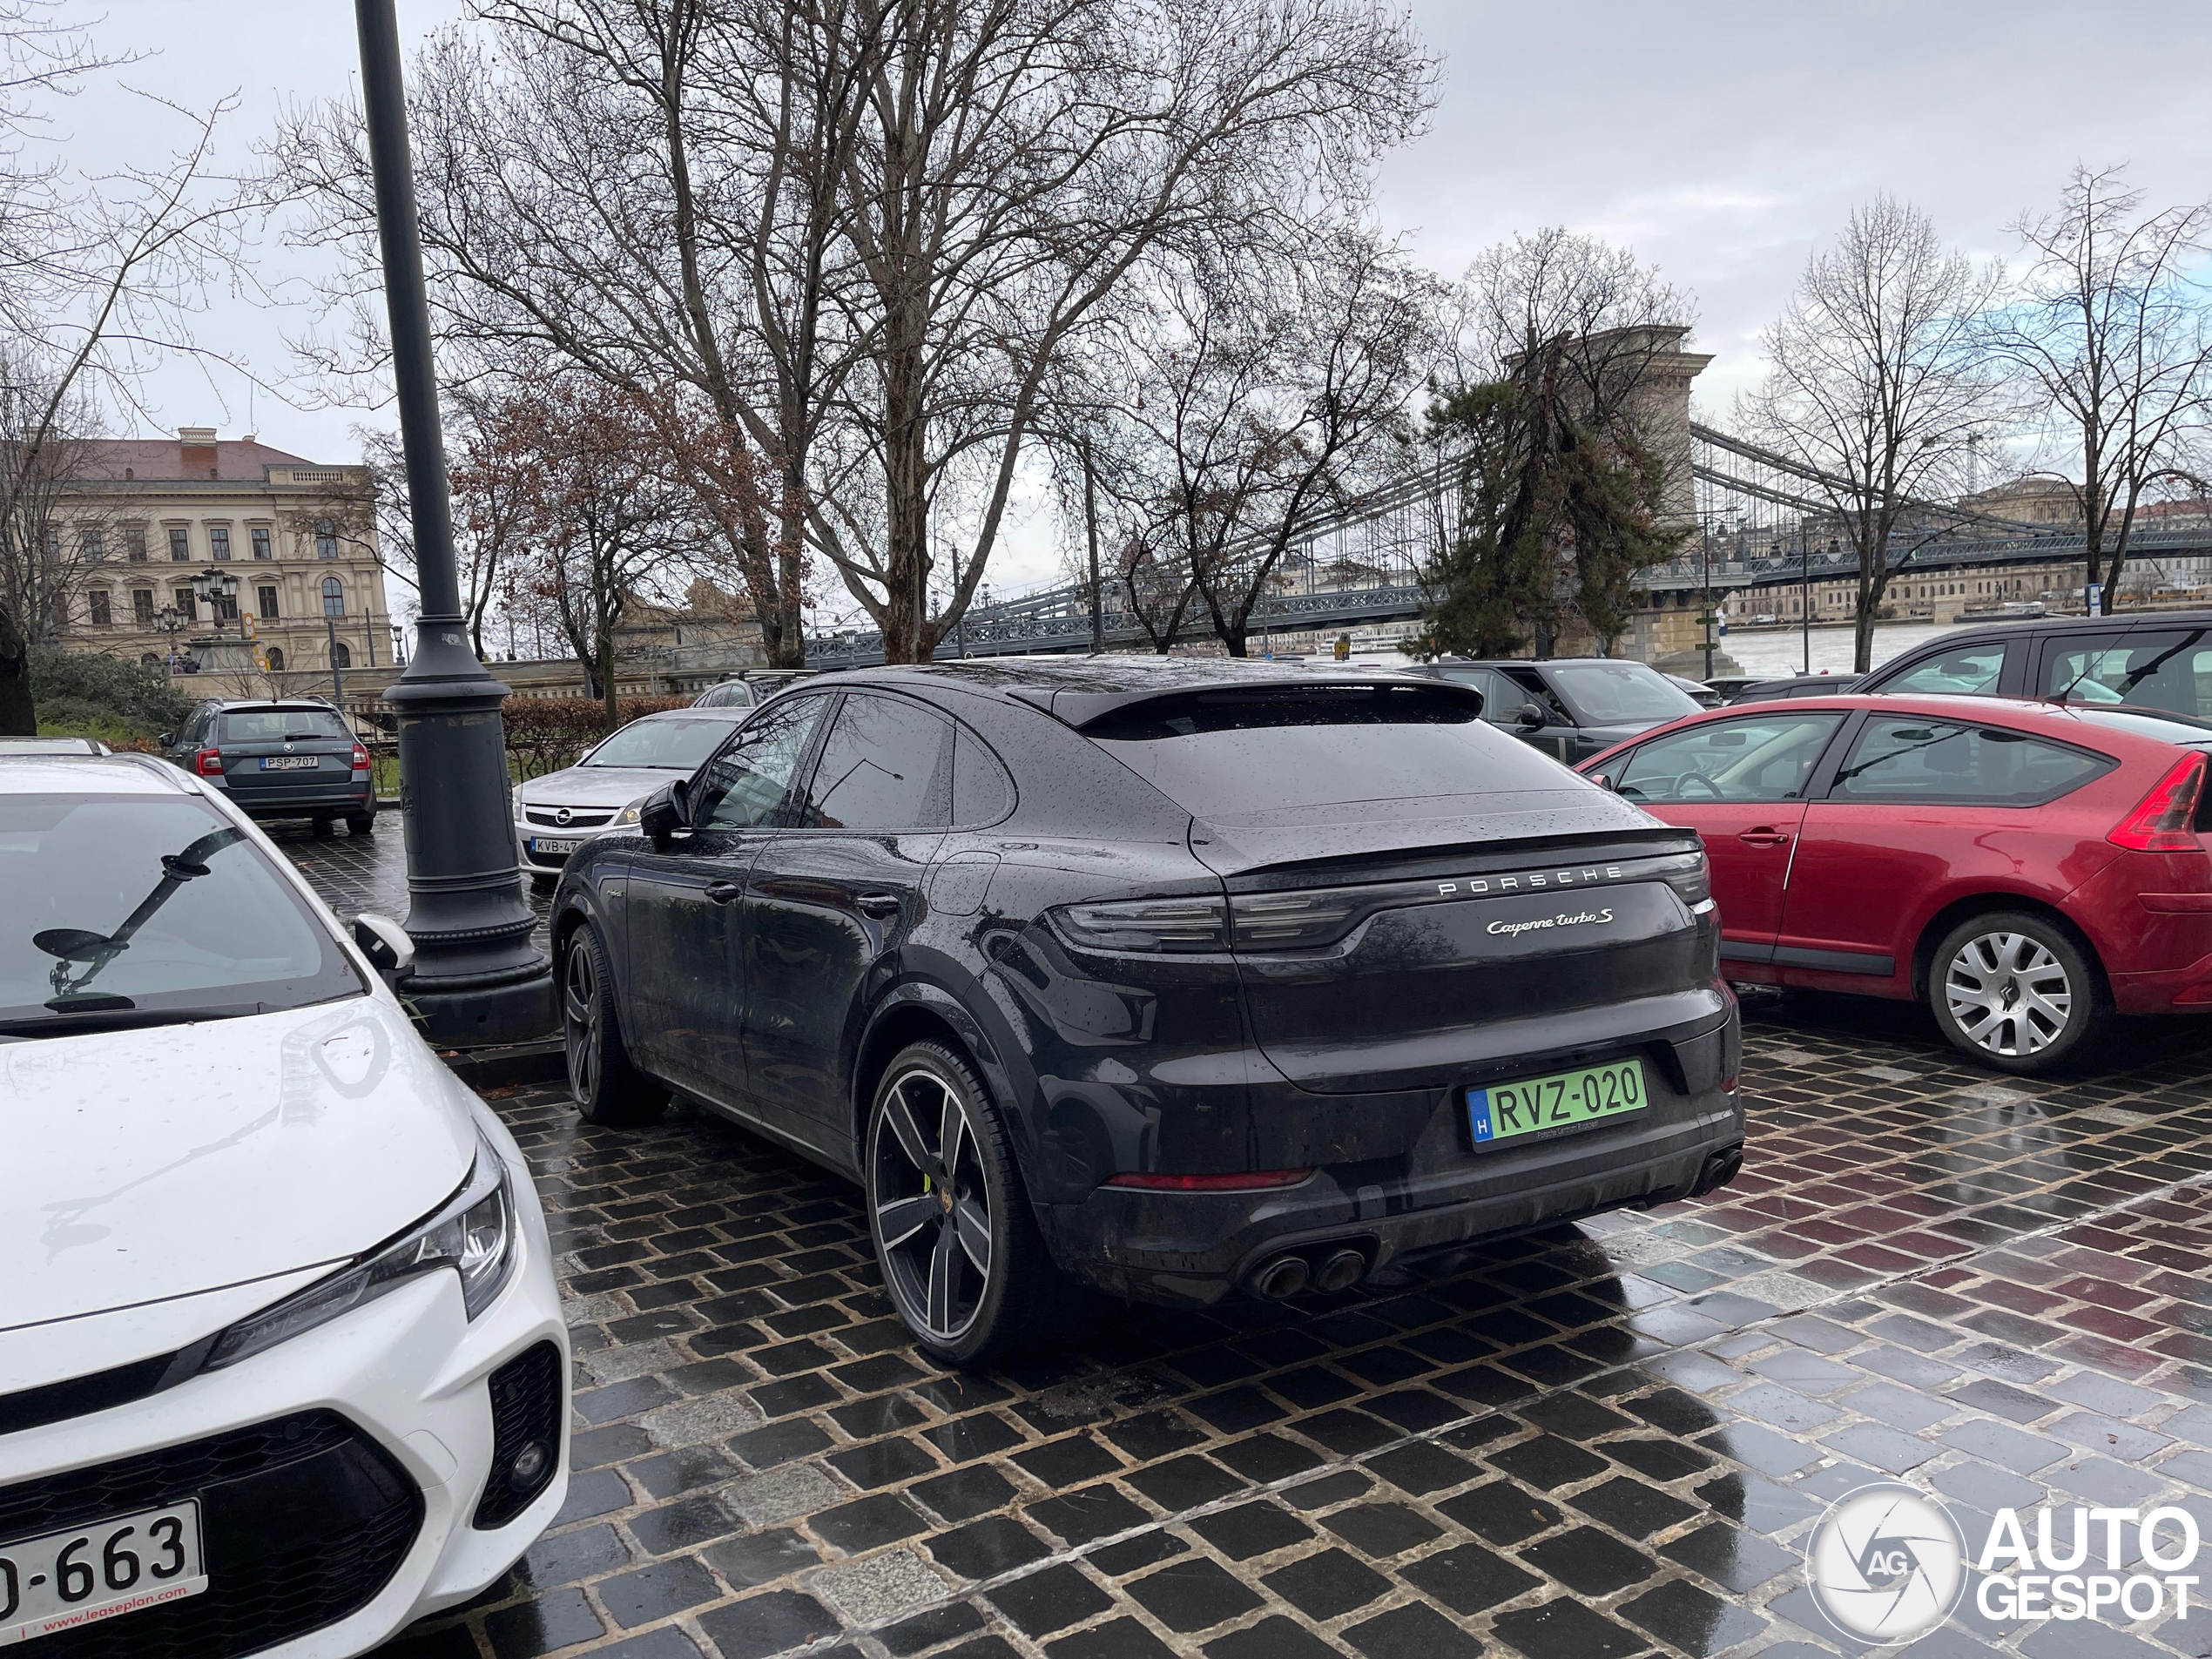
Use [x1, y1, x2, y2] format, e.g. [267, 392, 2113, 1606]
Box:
[1737, 828, 1791, 847]
[705, 880, 743, 904]
[854, 891, 901, 918]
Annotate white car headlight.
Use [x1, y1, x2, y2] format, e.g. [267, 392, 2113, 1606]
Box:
[203, 1127, 519, 1370]
[614, 797, 648, 826]
[511, 785, 525, 819]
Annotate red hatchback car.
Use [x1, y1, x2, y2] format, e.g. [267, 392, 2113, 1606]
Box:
[1579, 694, 2212, 1072]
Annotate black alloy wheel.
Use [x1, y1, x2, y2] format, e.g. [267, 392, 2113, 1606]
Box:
[563, 924, 665, 1125]
[346, 810, 375, 834]
[866, 1042, 1053, 1364]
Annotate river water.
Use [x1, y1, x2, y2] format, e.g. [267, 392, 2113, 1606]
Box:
[1719, 621, 1966, 681]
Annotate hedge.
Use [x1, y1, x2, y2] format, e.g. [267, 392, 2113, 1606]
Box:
[499, 696, 693, 779]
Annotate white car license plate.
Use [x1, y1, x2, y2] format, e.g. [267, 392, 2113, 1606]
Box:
[0, 1501, 206, 1645]
[260, 754, 318, 771]
[530, 837, 584, 855]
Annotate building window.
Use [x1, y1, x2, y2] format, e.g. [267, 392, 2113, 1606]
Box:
[210, 526, 231, 561]
[265, 645, 285, 671]
[125, 528, 146, 562]
[87, 590, 111, 626]
[81, 527, 104, 563]
[330, 639, 352, 670]
[315, 519, 339, 559]
[322, 576, 345, 617]
[43, 529, 57, 561]
[132, 589, 155, 625]
[257, 583, 280, 619]
[168, 528, 190, 561]
[251, 526, 272, 560]
[139, 651, 159, 668]
[174, 585, 197, 620]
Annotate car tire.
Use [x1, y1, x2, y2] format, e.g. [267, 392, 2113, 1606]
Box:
[1929, 911, 2108, 1074]
[865, 1041, 1057, 1366]
[563, 924, 665, 1126]
[346, 811, 374, 834]
[310, 815, 335, 838]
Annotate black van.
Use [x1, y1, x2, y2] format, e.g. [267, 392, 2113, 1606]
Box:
[1858, 611, 2212, 719]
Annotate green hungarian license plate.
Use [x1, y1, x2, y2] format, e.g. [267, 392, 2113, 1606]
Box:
[1467, 1058, 1646, 1146]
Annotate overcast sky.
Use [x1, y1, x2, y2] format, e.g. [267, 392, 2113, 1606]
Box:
[57, 0, 2212, 602]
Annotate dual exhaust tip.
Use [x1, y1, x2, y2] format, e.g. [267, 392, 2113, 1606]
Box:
[1251, 1245, 1366, 1300]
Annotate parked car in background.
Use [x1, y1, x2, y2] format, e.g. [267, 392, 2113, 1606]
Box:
[1669, 674, 1726, 708]
[1580, 693, 2212, 1072]
[553, 660, 1743, 1360]
[1727, 673, 1864, 705]
[514, 706, 751, 882]
[158, 698, 374, 835]
[1855, 611, 2212, 711]
[691, 669, 814, 711]
[1, 749, 567, 1656]
[1701, 676, 1765, 700]
[1406, 657, 1704, 763]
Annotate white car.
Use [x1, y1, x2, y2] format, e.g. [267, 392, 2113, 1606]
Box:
[513, 707, 749, 880]
[0, 750, 567, 1656]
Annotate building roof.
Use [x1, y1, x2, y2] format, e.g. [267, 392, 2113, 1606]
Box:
[76, 437, 319, 483]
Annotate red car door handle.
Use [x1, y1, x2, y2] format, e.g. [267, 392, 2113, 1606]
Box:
[1737, 828, 1791, 847]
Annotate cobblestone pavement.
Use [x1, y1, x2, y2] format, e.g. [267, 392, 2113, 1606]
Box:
[278, 837, 2212, 1659]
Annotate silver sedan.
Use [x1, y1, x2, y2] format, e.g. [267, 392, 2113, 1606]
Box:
[512, 709, 747, 880]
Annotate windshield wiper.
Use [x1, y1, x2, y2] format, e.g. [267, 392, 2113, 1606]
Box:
[0, 1004, 262, 1041]
[31, 825, 247, 1001]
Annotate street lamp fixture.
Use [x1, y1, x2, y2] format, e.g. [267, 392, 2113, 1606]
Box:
[153, 604, 191, 677]
[189, 568, 241, 639]
[353, 0, 550, 1046]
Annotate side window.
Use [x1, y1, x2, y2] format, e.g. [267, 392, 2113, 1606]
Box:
[1878, 644, 2006, 697]
[1506, 669, 1570, 725]
[695, 697, 826, 829]
[2038, 630, 2212, 718]
[952, 726, 1015, 826]
[792, 693, 954, 830]
[1831, 718, 2110, 806]
[1615, 714, 1844, 804]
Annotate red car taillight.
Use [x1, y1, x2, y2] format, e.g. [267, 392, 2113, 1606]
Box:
[1102, 1169, 1315, 1192]
[194, 748, 225, 777]
[2109, 752, 2207, 852]
[351, 743, 369, 770]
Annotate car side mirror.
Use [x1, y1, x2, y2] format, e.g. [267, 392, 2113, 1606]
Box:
[353, 913, 414, 975]
[1590, 771, 1617, 792]
[639, 779, 691, 847]
[1515, 702, 1548, 732]
[157, 732, 173, 747]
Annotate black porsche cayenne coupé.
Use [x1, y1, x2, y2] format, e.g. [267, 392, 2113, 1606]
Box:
[552, 659, 1744, 1361]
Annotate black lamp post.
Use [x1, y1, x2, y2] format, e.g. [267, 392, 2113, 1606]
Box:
[354, 0, 550, 1045]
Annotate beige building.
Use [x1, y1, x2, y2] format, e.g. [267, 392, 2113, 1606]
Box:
[55, 428, 395, 696]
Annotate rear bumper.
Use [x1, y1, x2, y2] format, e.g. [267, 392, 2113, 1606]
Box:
[213, 778, 374, 817]
[1037, 1006, 1743, 1307]
[2110, 947, 2212, 1013]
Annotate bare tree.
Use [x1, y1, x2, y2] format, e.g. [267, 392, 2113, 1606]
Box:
[1102, 232, 1438, 656]
[506, 377, 696, 728]
[0, 7, 252, 731]
[1980, 165, 2212, 613]
[274, 0, 1435, 666]
[1418, 230, 1696, 658]
[1742, 198, 2002, 672]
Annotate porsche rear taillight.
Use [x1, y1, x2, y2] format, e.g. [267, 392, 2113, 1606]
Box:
[2109, 752, 2207, 853]
[194, 748, 225, 777]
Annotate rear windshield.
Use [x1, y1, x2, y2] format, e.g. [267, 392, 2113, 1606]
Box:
[1086, 685, 1575, 817]
[584, 718, 732, 770]
[1545, 662, 1701, 724]
[0, 794, 361, 1034]
[221, 709, 349, 743]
